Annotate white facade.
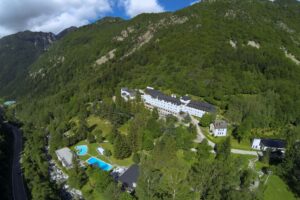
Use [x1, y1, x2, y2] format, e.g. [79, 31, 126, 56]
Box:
[141, 87, 213, 118]
[142, 93, 181, 115]
[213, 127, 227, 137]
[209, 120, 228, 137]
[252, 139, 261, 150]
[181, 106, 205, 118]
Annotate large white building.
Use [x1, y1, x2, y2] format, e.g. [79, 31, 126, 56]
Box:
[210, 120, 228, 137]
[141, 87, 215, 118]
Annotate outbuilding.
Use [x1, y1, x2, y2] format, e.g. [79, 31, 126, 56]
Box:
[55, 147, 74, 169]
[251, 138, 285, 152]
[210, 120, 228, 137]
[117, 164, 139, 192]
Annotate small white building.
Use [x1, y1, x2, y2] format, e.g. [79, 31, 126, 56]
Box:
[252, 139, 262, 150]
[55, 147, 74, 169]
[251, 138, 286, 152]
[210, 120, 227, 137]
[97, 147, 105, 155]
[121, 88, 136, 101]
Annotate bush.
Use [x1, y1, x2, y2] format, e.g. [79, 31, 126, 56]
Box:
[104, 149, 112, 157]
[183, 114, 192, 124]
[132, 153, 140, 164]
[199, 113, 214, 127]
[114, 134, 132, 159]
[87, 132, 96, 143]
[94, 129, 104, 143]
[143, 138, 154, 151]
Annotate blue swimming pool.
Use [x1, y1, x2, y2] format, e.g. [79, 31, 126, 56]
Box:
[75, 145, 88, 156]
[86, 157, 113, 171]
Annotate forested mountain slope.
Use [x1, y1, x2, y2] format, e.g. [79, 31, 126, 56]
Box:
[0, 31, 56, 97]
[20, 0, 300, 133]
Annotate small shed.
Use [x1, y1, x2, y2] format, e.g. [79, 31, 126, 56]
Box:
[97, 147, 105, 155]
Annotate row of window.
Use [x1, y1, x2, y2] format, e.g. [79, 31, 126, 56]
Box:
[143, 95, 205, 118]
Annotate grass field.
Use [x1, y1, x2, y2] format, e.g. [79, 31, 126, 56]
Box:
[264, 175, 296, 200]
[118, 121, 131, 135]
[201, 127, 252, 150]
[82, 180, 107, 200]
[86, 115, 112, 136]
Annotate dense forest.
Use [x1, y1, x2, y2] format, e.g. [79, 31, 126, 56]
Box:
[0, 0, 299, 199]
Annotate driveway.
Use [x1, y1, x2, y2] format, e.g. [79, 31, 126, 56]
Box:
[191, 116, 259, 156]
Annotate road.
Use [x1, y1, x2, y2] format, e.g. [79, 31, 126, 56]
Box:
[191, 117, 259, 156]
[6, 123, 28, 200]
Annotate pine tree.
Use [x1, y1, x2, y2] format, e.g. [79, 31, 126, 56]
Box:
[87, 132, 95, 143]
[113, 134, 132, 159]
[216, 137, 231, 160]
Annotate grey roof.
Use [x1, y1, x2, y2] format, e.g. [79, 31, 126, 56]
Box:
[213, 120, 227, 129]
[261, 139, 285, 149]
[55, 147, 73, 167]
[121, 87, 136, 97]
[187, 101, 216, 113]
[181, 96, 191, 101]
[118, 165, 139, 188]
[145, 88, 182, 105]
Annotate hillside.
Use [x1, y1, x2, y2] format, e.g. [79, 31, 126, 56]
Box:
[1, 0, 300, 199]
[19, 0, 300, 132]
[0, 31, 56, 97]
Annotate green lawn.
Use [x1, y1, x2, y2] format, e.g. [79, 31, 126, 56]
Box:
[82, 182, 107, 200]
[201, 127, 225, 143]
[86, 115, 112, 136]
[230, 138, 252, 151]
[118, 120, 131, 136]
[201, 127, 252, 150]
[264, 175, 296, 200]
[255, 161, 269, 171]
[101, 143, 133, 166]
[231, 154, 257, 169]
[69, 115, 134, 167]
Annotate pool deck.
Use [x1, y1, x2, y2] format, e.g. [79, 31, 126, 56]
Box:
[86, 156, 113, 171]
[74, 145, 115, 171]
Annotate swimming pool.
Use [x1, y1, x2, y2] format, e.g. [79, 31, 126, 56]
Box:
[75, 145, 88, 156]
[86, 157, 113, 171]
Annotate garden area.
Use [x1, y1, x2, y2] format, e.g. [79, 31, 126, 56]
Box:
[201, 126, 253, 151]
[72, 140, 134, 167]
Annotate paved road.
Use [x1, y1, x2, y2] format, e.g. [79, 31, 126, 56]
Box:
[191, 117, 259, 156]
[7, 123, 28, 200]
